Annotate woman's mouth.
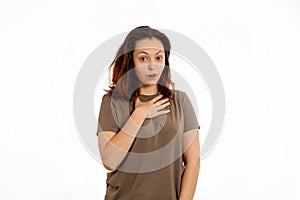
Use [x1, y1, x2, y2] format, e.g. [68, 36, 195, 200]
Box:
[147, 74, 157, 79]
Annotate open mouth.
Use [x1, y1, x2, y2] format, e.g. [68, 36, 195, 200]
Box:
[147, 74, 157, 78]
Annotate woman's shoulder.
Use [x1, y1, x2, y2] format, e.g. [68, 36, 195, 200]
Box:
[100, 92, 116, 105]
[171, 89, 187, 101]
[172, 89, 184, 95]
[101, 92, 131, 106]
[101, 92, 111, 101]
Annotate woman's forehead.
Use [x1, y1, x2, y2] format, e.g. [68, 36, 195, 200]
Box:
[134, 37, 164, 51]
[134, 48, 164, 55]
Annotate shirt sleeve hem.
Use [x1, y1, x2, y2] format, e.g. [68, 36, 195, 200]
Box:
[96, 128, 120, 136]
[183, 125, 201, 134]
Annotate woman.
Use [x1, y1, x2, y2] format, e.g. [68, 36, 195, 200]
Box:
[97, 26, 201, 200]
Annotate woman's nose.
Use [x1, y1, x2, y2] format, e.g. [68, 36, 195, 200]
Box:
[148, 57, 159, 67]
[148, 63, 156, 70]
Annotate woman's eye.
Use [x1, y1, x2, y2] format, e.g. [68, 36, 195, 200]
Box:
[139, 56, 147, 62]
[156, 56, 163, 61]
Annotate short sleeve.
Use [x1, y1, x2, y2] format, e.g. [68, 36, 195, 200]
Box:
[182, 92, 201, 133]
[96, 94, 120, 136]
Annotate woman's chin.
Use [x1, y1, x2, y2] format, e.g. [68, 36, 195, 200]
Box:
[142, 81, 158, 86]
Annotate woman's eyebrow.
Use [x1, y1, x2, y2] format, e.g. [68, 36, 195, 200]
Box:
[137, 50, 163, 55]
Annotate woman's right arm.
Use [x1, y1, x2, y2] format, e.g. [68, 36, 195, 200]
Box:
[98, 107, 146, 171]
[98, 94, 170, 171]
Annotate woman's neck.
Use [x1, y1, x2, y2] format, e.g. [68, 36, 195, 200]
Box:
[139, 85, 158, 95]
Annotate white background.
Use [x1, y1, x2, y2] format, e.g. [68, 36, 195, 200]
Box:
[1, 0, 299, 199]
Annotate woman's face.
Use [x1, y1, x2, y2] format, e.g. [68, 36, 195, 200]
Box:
[133, 37, 165, 86]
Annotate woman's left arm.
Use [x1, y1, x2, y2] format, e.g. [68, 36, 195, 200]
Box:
[179, 129, 200, 200]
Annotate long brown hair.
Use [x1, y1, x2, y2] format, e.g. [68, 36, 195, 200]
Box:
[103, 26, 175, 101]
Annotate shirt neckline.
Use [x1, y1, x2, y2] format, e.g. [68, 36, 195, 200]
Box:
[139, 91, 161, 97]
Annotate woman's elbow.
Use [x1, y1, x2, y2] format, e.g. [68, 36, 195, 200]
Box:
[186, 158, 200, 169]
[103, 162, 116, 171]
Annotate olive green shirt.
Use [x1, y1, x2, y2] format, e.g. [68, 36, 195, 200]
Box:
[97, 89, 200, 200]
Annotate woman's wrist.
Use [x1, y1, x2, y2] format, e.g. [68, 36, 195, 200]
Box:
[134, 107, 148, 120]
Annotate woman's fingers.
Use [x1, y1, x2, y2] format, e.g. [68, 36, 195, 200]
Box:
[157, 109, 170, 115]
[156, 101, 170, 110]
[153, 100, 170, 117]
[153, 96, 170, 114]
[154, 96, 169, 105]
[135, 94, 171, 118]
[152, 94, 164, 103]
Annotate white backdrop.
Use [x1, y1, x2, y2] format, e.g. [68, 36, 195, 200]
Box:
[1, 0, 299, 199]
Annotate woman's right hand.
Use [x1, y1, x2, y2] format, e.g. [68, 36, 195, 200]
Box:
[135, 94, 170, 119]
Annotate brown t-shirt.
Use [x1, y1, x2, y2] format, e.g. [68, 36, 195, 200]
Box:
[97, 89, 200, 200]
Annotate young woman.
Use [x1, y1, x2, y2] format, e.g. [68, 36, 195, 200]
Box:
[97, 26, 201, 200]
